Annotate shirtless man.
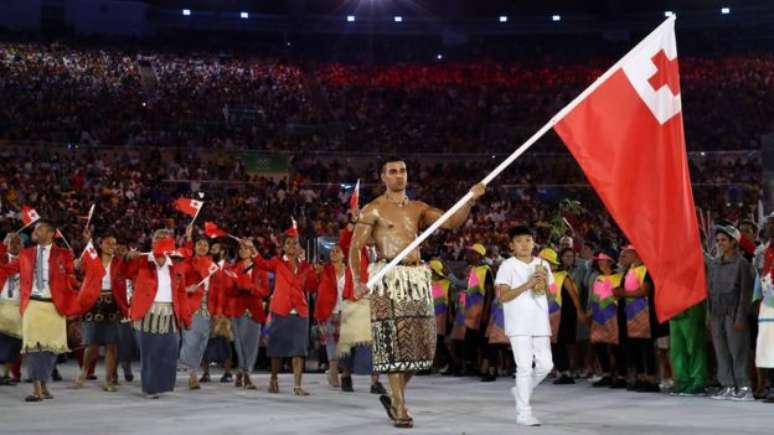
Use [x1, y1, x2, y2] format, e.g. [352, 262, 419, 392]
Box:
[349, 156, 485, 428]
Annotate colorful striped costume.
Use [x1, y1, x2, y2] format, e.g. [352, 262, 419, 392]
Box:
[590, 273, 623, 345]
[624, 265, 651, 339]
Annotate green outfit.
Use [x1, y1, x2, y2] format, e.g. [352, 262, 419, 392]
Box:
[669, 301, 707, 394]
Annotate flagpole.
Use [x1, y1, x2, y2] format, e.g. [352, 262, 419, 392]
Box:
[190, 204, 203, 226]
[85, 204, 96, 229]
[366, 16, 677, 289]
[15, 221, 35, 234]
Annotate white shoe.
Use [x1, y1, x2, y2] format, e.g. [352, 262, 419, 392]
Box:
[729, 387, 755, 402]
[517, 415, 541, 427]
[710, 386, 734, 400]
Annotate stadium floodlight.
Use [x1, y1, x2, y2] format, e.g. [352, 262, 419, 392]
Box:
[240, 12, 249, 19]
[499, 16, 508, 23]
[552, 15, 561, 22]
[664, 11, 674, 17]
[347, 15, 356, 22]
[721, 7, 730, 15]
[394, 16, 403, 23]
[182, 9, 191, 16]
[436, 53, 443, 60]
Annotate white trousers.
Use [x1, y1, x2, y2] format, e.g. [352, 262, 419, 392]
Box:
[509, 335, 553, 417]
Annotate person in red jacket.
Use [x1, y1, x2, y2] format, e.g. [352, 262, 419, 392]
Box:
[200, 240, 235, 384]
[123, 229, 200, 399]
[0, 232, 23, 386]
[249, 227, 318, 396]
[315, 246, 346, 388]
[179, 228, 221, 391]
[225, 240, 269, 390]
[336, 224, 387, 395]
[74, 230, 128, 392]
[0, 220, 82, 402]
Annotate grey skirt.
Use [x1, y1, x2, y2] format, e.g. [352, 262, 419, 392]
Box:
[82, 320, 119, 346]
[267, 314, 308, 358]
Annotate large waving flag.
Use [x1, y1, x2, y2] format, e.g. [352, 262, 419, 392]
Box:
[553, 16, 705, 321]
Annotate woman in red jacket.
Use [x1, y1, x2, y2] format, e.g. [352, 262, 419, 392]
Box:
[179, 232, 222, 391]
[249, 229, 318, 396]
[75, 231, 129, 393]
[225, 240, 269, 390]
[315, 246, 346, 388]
[123, 229, 200, 399]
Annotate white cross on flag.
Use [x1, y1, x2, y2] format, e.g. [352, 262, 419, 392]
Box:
[552, 16, 704, 321]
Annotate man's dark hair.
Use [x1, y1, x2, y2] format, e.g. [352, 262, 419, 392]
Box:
[380, 156, 406, 174]
[509, 225, 534, 241]
[35, 219, 57, 234]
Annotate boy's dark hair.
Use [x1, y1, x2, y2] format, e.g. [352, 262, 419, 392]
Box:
[509, 225, 534, 241]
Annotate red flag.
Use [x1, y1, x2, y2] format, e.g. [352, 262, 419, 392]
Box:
[553, 17, 705, 322]
[204, 221, 227, 239]
[77, 240, 106, 312]
[152, 238, 176, 257]
[349, 179, 360, 210]
[20, 206, 40, 226]
[174, 198, 203, 217]
[286, 217, 299, 238]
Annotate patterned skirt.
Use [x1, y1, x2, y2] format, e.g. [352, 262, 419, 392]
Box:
[368, 263, 436, 373]
[134, 303, 179, 395]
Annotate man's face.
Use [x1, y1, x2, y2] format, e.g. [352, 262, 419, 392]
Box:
[716, 233, 736, 255]
[100, 237, 117, 256]
[509, 235, 534, 258]
[3, 234, 21, 255]
[381, 161, 407, 192]
[32, 223, 54, 245]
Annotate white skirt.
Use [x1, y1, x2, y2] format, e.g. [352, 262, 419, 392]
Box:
[756, 304, 774, 368]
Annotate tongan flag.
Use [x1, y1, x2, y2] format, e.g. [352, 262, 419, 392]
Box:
[553, 16, 705, 322]
[77, 240, 106, 311]
[204, 221, 227, 239]
[20, 206, 40, 226]
[174, 198, 203, 217]
[349, 179, 360, 210]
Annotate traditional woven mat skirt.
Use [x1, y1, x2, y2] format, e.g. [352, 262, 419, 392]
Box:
[368, 263, 436, 373]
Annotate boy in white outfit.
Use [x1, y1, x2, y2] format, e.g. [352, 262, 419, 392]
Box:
[495, 225, 554, 426]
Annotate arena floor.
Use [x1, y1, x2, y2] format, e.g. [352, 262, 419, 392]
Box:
[1, 363, 772, 435]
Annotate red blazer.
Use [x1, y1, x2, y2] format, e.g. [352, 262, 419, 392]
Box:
[0, 244, 81, 316]
[0, 252, 17, 293]
[123, 254, 201, 329]
[185, 255, 224, 317]
[224, 260, 269, 323]
[79, 256, 130, 316]
[339, 228, 369, 300]
[314, 263, 353, 321]
[253, 255, 318, 318]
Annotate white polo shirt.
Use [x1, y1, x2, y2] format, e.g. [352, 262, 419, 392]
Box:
[495, 256, 555, 337]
